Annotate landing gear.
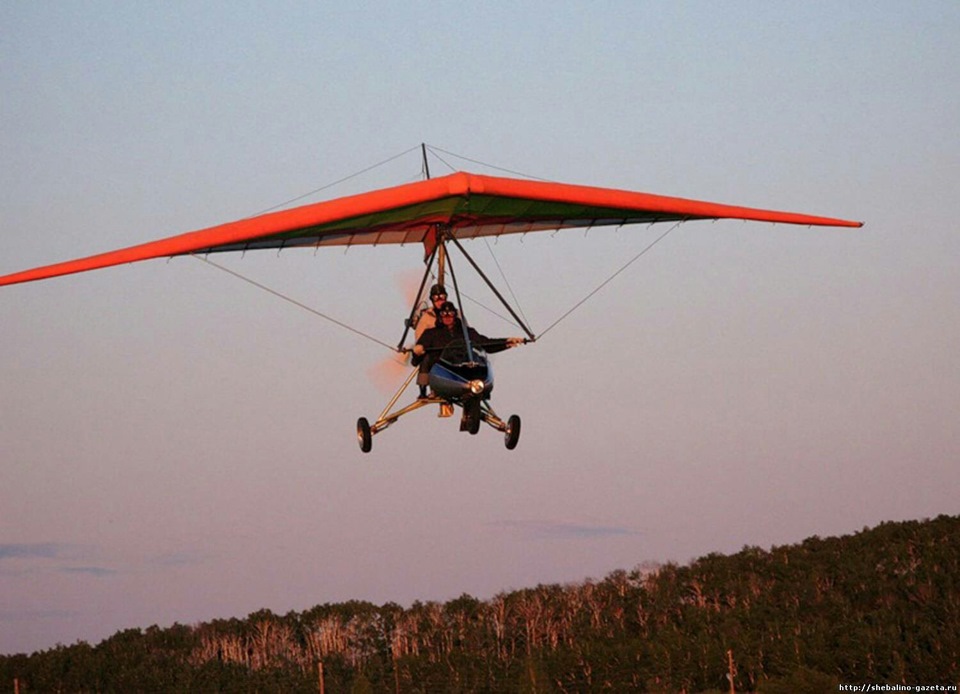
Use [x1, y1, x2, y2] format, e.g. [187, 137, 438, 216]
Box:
[357, 417, 372, 453]
[358, 404, 521, 451]
[356, 363, 524, 451]
[504, 414, 521, 450]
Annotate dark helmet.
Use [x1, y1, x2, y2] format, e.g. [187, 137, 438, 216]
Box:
[429, 284, 447, 299]
[438, 301, 458, 317]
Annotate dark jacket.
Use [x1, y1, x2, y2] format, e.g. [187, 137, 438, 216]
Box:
[412, 320, 510, 373]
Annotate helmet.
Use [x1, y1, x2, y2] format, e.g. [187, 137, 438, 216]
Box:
[438, 301, 458, 316]
[429, 284, 447, 299]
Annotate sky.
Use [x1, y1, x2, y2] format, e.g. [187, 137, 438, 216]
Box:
[1, 1, 958, 655]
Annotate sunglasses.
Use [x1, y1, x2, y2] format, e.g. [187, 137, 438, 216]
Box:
[440, 309, 456, 315]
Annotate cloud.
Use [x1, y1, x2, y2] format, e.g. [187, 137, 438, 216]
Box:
[491, 520, 641, 541]
[148, 551, 207, 568]
[0, 543, 201, 576]
[59, 566, 117, 577]
[0, 544, 115, 577]
[0, 543, 66, 560]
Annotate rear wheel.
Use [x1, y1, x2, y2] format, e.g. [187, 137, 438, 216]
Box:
[505, 414, 521, 450]
[357, 417, 372, 453]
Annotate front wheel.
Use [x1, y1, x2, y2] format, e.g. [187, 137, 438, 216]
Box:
[467, 400, 482, 435]
[504, 414, 521, 450]
[357, 417, 372, 453]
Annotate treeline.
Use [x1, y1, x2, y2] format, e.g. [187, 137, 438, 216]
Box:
[3, 515, 958, 692]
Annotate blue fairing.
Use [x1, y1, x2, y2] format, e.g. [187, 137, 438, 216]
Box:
[428, 341, 495, 401]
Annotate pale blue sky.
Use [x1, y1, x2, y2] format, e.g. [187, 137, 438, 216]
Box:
[2, 1, 958, 654]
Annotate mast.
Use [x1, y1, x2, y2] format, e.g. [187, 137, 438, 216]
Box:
[421, 143, 445, 288]
[420, 142, 431, 181]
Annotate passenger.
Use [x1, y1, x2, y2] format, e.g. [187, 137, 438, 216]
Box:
[414, 284, 448, 339]
[412, 284, 449, 398]
[411, 302, 523, 398]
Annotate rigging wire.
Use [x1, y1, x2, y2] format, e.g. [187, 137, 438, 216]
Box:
[459, 291, 522, 329]
[483, 237, 529, 328]
[536, 221, 683, 339]
[244, 145, 422, 218]
[440, 242, 478, 361]
[421, 145, 532, 328]
[191, 146, 432, 353]
[418, 263, 521, 330]
[426, 144, 550, 181]
[425, 148, 457, 175]
[192, 254, 399, 353]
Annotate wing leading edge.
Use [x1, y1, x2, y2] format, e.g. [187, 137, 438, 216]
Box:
[0, 171, 862, 287]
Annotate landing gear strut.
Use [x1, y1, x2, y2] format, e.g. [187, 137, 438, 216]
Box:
[357, 391, 524, 453]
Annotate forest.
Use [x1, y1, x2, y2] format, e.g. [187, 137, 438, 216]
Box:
[2, 515, 958, 692]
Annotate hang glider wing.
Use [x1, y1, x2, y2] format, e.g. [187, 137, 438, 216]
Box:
[0, 171, 862, 287]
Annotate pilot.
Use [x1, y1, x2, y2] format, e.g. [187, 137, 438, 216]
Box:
[411, 302, 523, 398]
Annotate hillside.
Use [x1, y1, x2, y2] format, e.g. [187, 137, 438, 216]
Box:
[3, 515, 958, 692]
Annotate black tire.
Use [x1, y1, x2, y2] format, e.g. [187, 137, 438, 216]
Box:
[357, 417, 372, 453]
[505, 414, 521, 450]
